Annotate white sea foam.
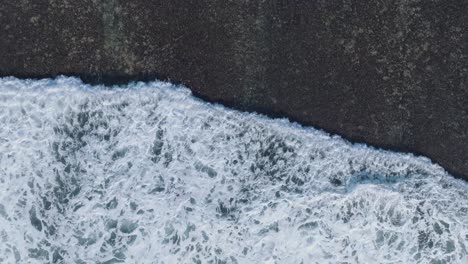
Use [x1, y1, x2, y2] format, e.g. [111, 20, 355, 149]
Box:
[0, 77, 467, 264]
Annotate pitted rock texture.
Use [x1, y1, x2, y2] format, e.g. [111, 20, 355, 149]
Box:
[0, 0, 467, 179]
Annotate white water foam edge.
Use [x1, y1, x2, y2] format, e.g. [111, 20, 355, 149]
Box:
[0, 76, 467, 264]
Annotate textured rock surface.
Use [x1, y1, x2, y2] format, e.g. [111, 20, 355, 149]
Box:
[0, 0, 467, 179]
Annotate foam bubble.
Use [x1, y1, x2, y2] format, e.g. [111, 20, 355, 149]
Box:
[0, 77, 467, 263]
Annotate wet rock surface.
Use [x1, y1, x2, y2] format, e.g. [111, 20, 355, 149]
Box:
[0, 0, 467, 179]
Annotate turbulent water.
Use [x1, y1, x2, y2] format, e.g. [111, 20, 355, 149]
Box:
[0, 77, 467, 264]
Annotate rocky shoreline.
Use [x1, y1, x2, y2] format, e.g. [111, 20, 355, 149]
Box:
[1, 0, 467, 180]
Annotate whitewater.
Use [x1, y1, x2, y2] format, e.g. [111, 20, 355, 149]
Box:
[0, 77, 467, 264]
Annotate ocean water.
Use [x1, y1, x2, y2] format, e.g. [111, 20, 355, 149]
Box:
[0, 77, 467, 264]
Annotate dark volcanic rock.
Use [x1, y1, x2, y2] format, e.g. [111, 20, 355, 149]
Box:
[0, 1, 467, 179]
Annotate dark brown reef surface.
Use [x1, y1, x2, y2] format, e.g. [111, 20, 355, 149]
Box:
[1, 1, 467, 179]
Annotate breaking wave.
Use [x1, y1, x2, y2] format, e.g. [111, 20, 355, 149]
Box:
[0, 77, 467, 263]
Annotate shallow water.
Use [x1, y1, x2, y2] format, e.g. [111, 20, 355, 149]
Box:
[0, 77, 467, 263]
